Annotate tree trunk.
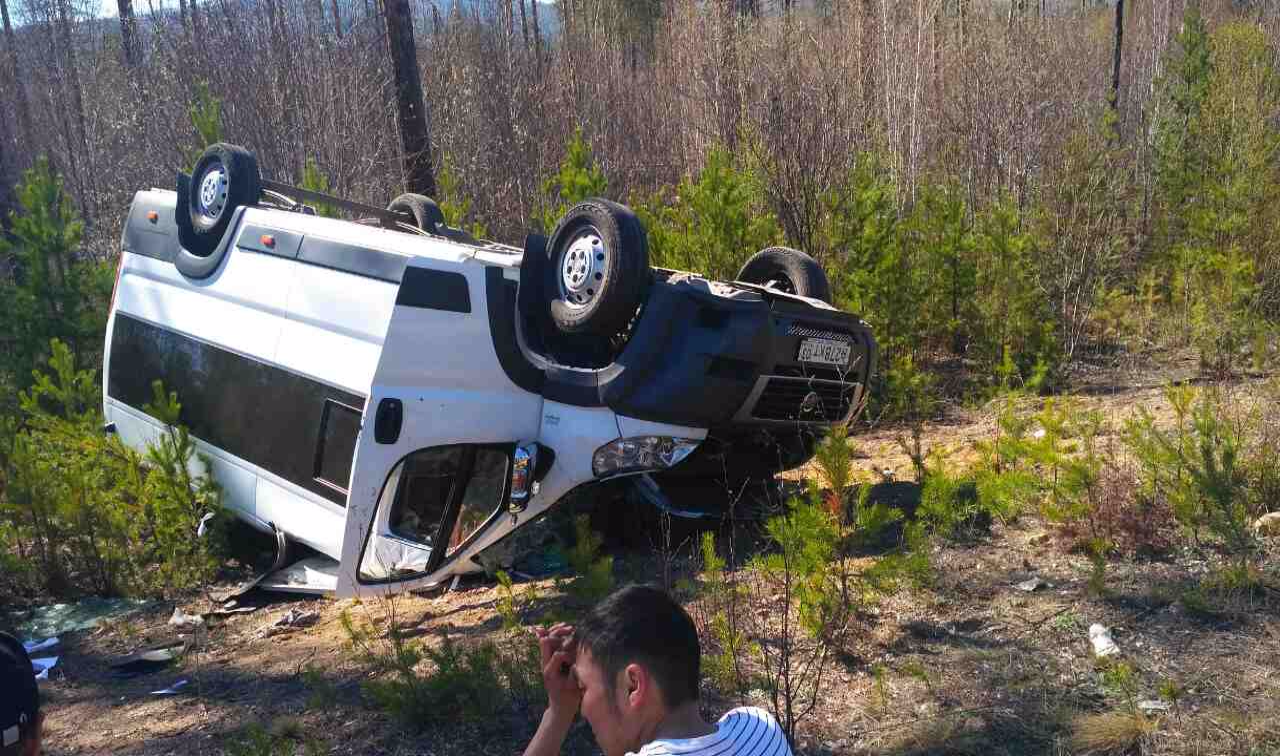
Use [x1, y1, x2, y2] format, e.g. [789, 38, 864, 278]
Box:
[331, 0, 342, 37]
[718, 0, 740, 150]
[1110, 0, 1125, 121]
[530, 0, 542, 62]
[383, 0, 436, 197]
[0, 0, 33, 153]
[116, 0, 140, 65]
[54, 0, 90, 206]
[517, 0, 529, 49]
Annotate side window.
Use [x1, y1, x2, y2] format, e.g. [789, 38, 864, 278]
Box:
[315, 400, 362, 493]
[389, 446, 466, 547]
[359, 446, 510, 583]
[446, 449, 508, 554]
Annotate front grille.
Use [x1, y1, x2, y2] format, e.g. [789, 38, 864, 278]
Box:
[751, 376, 857, 422]
[786, 323, 857, 341]
[774, 364, 861, 382]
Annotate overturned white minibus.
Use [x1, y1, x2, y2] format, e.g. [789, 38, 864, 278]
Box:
[103, 144, 877, 597]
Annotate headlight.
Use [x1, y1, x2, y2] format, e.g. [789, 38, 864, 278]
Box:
[592, 436, 700, 478]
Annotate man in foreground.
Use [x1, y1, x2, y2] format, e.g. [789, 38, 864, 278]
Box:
[0, 631, 43, 756]
[523, 584, 792, 756]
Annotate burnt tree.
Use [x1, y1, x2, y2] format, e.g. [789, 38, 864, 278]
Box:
[116, 0, 139, 66]
[383, 0, 435, 197]
[1110, 0, 1125, 119]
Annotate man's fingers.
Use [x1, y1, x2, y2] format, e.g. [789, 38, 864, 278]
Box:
[537, 633, 557, 664]
[544, 649, 573, 677]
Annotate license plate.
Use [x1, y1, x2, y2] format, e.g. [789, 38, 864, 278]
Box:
[797, 337, 852, 367]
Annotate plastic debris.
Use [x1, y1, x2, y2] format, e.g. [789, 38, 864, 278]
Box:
[1088, 624, 1120, 658]
[110, 640, 188, 678]
[150, 679, 189, 696]
[1138, 699, 1171, 714]
[22, 637, 59, 655]
[208, 605, 258, 618]
[274, 608, 318, 628]
[257, 608, 319, 638]
[1254, 512, 1280, 537]
[31, 657, 58, 681]
[1015, 577, 1052, 592]
[197, 512, 216, 538]
[168, 607, 205, 629]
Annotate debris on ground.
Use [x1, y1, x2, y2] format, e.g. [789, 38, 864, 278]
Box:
[110, 640, 188, 678]
[149, 679, 189, 696]
[168, 606, 205, 629]
[1255, 512, 1280, 537]
[1015, 577, 1053, 592]
[1138, 699, 1172, 714]
[1088, 623, 1120, 658]
[15, 598, 151, 638]
[31, 656, 58, 680]
[208, 602, 259, 618]
[257, 608, 319, 638]
[22, 637, 59, 654]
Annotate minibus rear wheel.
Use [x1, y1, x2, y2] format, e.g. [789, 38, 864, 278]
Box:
[388, 193, 445, 235]
[736, 246, 832, 303]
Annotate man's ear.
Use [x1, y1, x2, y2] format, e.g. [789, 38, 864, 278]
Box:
[622, 663, 652, 709]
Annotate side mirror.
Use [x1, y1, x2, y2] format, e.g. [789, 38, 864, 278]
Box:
[510, 443, 539, 511]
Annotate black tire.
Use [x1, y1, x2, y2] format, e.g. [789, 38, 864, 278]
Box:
[736, 246, 832, 303]
[544, 198, 650, 337]
[388, 193, 445, 234]
[186, 144, 260, 256]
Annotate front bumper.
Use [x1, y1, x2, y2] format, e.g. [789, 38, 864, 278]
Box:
[598, 273, 877, 431]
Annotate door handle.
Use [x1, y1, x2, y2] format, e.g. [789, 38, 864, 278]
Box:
[374, 398, 403, 444]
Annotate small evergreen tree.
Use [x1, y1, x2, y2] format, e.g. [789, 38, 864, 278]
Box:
[540, 128, 608, 232]
[635, 145, 781, 282]
[300, 158, 340, 219]
[186, 81, 224, 170]
[0, 157, 111, 407]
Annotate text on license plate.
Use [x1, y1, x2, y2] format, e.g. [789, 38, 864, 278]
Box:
[797, 337, 852, 367]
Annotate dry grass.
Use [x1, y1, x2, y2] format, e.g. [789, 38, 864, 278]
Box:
[1069, 711, 1158, 755]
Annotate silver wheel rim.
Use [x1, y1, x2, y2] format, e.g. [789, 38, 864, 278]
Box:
[558, 230, 607, 309]
[197, 163, 229, 221]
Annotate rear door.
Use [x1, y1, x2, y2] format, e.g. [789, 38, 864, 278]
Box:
[336, 260, 542, 597]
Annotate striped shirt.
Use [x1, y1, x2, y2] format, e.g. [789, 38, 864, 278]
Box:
[628, 707, 792, 756]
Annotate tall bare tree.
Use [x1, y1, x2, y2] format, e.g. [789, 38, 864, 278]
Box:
[531, 0, 542, 58]
[1110, 0, 1125, 120]
[116, 0, 139, 66]
[383, 0, 436, 197]
[0, 0, 33, 154]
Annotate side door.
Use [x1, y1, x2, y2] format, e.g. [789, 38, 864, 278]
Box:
[336, 259, 542, 597]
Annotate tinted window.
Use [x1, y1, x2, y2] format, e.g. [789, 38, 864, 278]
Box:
[108, 313, 365, 506]
[446, 449, 508, 554]
[315, 400, 361, 492]
[389, 446, 466, 547]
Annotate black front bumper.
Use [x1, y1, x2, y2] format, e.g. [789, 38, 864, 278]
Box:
[597, 274, 877, 429]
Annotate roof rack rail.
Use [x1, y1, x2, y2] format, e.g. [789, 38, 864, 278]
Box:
[259, 178, 413, 231]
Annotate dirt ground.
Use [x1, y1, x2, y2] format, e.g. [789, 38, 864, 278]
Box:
[20, 369, 1280, 756]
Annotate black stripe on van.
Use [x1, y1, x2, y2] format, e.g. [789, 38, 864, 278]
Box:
[107, 312, 366, 507]
[395, 267, 471, 312]
[298, 236, 408, 283]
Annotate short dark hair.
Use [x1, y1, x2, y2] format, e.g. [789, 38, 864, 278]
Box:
[575, 584, 700, 707]
[0, 631, 39, 756]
